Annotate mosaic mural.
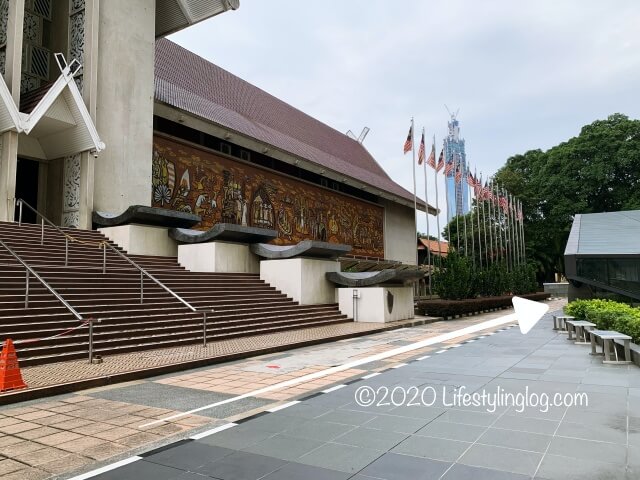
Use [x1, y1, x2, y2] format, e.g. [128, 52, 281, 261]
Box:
[152, 136, 385, 258]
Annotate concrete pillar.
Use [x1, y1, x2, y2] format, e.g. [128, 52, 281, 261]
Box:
[0, 0, 24, 222]
[94, 0, 154, 215]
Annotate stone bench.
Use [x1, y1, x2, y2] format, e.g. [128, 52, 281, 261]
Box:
[566, 320, 596, 344]
[588, 329, 632, 365]
[553, 315, 574, 332]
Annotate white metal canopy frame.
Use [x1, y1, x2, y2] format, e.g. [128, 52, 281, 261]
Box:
[156, 0, 240, 37]
[0, 53, 105, 158]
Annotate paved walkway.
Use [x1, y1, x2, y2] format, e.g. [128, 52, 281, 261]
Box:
[0, 299, 596, 480]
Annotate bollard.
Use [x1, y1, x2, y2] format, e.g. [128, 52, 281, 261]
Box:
[18, 201, 22, 226]
[24, 269, 29, 308]
[88, 318, 94, 364]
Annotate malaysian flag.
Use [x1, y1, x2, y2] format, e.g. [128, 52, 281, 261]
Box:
[436, 148, 445, 172]
[403, 126, 413, 154]
[517, 204, 524, 221]
[426, 144, 436, 169]
[455, 164, 463, 184]
[499, 195, 509, 213]
[466, 169, 475, 186]
[444, 159, 455, 176]
[418, 132, 426, 164]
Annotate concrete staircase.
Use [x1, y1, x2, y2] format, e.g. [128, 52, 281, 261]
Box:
[0, 221, 350, 366]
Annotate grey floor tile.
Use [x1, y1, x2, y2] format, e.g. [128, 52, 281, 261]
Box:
[495, 413, 558, 435]
[261, 462, 352, 480]
[92, 460, 185, 480]
[415, 420, 486, 442]
[242, 433, 324, 461]
[391, 435, 470, 462]
[318, 409, 377, 425]
[196, 450, 286, 480]
[240, 412, 303, 433]
[296, 442, 384, 474]
[278, 403, 333, 419]
[364, 414, 431, 433]
[436, 409, 498, 427]
[144, 442, 234, 471]
[478, 427, 552, 453]
[442, 463, 532, 480]
[360, 452, 451, 480]
[458, 443, 542, 476]
[332, 427, 408, 451]
[547, 436, 626, 465]
[197, 425, 275, 450]
[285, 419, 355, 442]
[535, 453, 627, 479]
[388, 406, 447, 421]
[556, 420, 627, 445]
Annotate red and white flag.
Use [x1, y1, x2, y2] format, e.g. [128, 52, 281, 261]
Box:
[418, 132, 426, 164]
[444, 160, 454, 176]
[426, 143, 436, 169]
[403, 126, 412, 154]
[435, 148, 445, 172]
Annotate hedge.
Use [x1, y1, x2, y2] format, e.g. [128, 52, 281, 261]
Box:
[565, 299, 640, 343]
[416, 292, 551, 318]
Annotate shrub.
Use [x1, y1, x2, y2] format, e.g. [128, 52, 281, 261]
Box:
[433, 252, 477, 300]
[565, 299, 640, 343]
[511, 264, 538, 295]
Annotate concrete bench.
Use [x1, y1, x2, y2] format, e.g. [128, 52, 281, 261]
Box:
[553, 315, 574, 332]
[566, 320, 596, 344]
[588, 330, 632, 364]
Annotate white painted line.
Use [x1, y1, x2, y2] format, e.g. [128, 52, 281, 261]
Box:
[477, 336, 486, 339]
[267, 401, 300, 413]
[322, 384, 347, 393]
[466, 339, 476, 343]
[362, 372, 381, 379]
[435, 349, 447, 354]
[487, 332, 496, 336]
[140, 311, 518, 428]
[67, 456, 141, 480]
[449, 344, 461, 348]
[391, 363, 408, 369]
[417, 355, 431, 361]
[189, 422, 237, 440]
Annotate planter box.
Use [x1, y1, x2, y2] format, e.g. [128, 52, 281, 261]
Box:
[416, 293, 551, 318]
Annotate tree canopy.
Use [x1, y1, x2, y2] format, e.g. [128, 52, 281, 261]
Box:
[494, 113, 640, 281]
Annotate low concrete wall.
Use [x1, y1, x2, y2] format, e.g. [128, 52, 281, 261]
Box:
[338, 287, 414, 323]
[99, 224, 177, 257]
[544, 282, 569, 297]
[178, 242, 259, 273]
[259, 258, 339, 305]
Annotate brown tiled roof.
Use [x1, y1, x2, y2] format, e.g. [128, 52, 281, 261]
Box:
[154, 39, 428, 210]
[418, 238, 449, 256]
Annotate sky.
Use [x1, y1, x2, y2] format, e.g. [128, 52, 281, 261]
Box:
[170, 0, 640, 237]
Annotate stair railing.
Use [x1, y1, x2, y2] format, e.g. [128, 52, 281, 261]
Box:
[16, 199, 71, 266]
[0, 239, 83, 317]
[13, 198, 213, 347]
[100, 241, 197, 312]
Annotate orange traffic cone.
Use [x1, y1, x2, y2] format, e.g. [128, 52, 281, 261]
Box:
[0, 339, 27, 392]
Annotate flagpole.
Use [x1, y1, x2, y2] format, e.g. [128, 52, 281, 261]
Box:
[520, 200, 526, 264]
[421, 128, 432, 295]
[468, 168, 475, 266]
[490, 181, 498, 265]
[475, 170, 483, 270]
[462, 165, 468, 259]
[510, 194, 519, 267]
[433, 138, 443, 266]
[454, 154, 460, 252]
[500, 185, 510, 271]
[411, 118, 418, 266]
[444, 144, 452, 250]
[481, 176, 489, 267]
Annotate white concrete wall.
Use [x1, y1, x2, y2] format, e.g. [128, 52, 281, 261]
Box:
[338, 287, 414, 323]
[260, 258, 339, 305]
[99, 224, 177, 256]
[382, 199, 417, 265]
[93, 0, 155, 214]
[178, 242, 259, 273]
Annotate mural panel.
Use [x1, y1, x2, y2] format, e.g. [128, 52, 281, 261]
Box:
[152, 136, 385, 258]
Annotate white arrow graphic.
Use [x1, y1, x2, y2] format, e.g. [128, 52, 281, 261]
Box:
[512, 295, 550, 335]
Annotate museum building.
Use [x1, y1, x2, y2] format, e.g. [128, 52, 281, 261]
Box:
[0, 0, 430, 266]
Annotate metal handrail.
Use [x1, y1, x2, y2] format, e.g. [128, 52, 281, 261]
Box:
[101, 242, 197, 312]
[16, 198, 72, 265]
[0, 239, 83, 320]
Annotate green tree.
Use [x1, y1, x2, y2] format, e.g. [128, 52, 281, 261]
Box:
[494, 114, 640, 282]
